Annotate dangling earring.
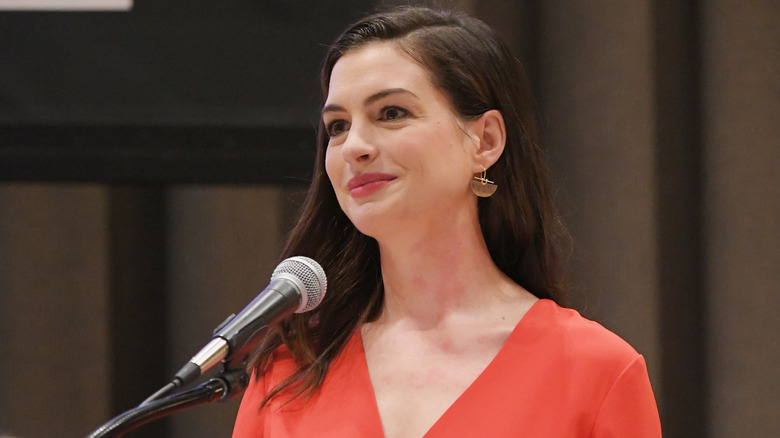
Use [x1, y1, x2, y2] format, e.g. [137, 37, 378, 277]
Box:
[470, 167, 498, 197]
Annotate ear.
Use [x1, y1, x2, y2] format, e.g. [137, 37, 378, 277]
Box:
[468, 109, 506, 173]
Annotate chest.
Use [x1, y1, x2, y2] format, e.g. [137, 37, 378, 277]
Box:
[363, 331, 508, 438]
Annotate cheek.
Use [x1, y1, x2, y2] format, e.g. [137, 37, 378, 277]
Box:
[324, 148, 340, 184]
[324, 149, 353, 215]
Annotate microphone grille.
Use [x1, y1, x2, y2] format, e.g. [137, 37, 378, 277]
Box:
[272, 256, 327, 313]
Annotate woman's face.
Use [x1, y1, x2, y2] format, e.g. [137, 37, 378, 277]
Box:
[323, 42, 480, 239]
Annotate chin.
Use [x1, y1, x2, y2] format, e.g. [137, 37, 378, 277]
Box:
[343, 206, 396, 239]
[345, 212, 382, 237]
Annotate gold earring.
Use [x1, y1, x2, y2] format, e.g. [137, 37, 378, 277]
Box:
[470, 167, 497, 197]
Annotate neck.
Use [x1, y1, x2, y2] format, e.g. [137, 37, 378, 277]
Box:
[372, 208, 525, 328]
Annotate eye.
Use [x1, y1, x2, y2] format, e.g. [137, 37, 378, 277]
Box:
[325, 119, 350, 137]
[380, 106, 409, 121]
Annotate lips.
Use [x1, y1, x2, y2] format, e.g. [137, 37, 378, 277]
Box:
[347, 172, 397, 198]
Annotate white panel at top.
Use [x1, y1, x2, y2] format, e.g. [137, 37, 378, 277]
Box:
[0, 0, 132, 10]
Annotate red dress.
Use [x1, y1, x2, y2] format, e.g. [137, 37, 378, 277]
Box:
[232, 299, 662, 437]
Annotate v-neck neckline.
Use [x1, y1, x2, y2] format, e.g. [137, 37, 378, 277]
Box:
[353, 298, 546, 438]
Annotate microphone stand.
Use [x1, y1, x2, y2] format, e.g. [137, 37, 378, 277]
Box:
[85, 368, 248, 438]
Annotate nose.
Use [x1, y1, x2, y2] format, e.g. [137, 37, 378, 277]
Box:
[340, 122, 376, 165]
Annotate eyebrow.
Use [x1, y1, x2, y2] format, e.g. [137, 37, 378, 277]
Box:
[321, 88, 417, 114]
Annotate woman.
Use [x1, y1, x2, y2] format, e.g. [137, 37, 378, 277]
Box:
[233, 6, 661, 437]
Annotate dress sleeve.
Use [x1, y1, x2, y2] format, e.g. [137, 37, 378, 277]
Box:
[589, 355, 662, 437]
[231, 370, 267, 438]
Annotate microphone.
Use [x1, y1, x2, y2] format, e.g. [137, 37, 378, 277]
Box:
[172, 256, 327, 388]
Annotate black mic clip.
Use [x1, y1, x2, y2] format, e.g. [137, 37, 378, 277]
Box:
[213, 313, 236, 335]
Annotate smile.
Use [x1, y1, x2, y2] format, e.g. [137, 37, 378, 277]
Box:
[347, 172, 397, 198]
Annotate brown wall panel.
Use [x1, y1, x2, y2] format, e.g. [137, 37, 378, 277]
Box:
[538, 0, 661, 382]
[0, 185, 110, 437]
[165, 186, 288, 437]
[702, 1, 780, 437]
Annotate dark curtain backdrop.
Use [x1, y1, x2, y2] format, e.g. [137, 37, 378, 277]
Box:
[0, 1, 777, 437]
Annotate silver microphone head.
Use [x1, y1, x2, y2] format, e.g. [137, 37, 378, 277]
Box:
[271, 256, 327, 313]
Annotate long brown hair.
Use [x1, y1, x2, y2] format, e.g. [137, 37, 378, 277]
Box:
[250, 5, 568, 405]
